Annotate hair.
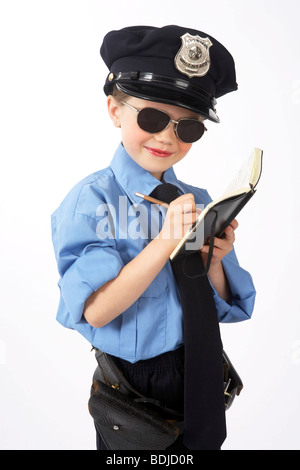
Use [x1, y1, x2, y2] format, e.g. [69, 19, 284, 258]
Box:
[112, 84, 130, 103]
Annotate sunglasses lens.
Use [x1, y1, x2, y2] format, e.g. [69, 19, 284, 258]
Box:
[177, 119, 205, 143]
[136, 106, 205, 143]
[137, 108, 170, 134]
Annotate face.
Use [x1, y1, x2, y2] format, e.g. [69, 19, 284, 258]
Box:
[107, 95, 204, 180]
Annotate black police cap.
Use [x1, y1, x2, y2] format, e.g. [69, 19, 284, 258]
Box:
[100, 25, 237, 122]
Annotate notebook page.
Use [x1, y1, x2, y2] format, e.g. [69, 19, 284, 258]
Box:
[222, 151, 253, 196]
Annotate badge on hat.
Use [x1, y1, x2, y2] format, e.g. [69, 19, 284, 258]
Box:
[175, 33, 213, 78]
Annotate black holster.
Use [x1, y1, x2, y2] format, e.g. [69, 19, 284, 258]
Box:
[88, 349, 183, 450]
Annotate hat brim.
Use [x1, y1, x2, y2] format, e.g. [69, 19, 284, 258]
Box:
[114, 82, 220, 123]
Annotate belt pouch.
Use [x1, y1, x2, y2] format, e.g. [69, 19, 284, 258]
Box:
[88, 349, 183, 450]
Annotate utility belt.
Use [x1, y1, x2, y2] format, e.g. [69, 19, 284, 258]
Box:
[88, 348, 243, 450]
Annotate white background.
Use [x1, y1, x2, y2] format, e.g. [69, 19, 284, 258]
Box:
[1, 0, 299, 450]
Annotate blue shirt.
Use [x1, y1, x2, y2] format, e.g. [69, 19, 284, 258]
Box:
[51, 143, 256, 363]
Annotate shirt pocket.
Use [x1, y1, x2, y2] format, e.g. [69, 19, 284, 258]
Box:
[136, 269, 168, 358]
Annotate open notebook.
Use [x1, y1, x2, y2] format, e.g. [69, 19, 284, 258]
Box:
[170, 147, 263, 260]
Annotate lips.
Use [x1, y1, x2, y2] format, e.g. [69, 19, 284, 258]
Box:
[144, 146, 173, 158]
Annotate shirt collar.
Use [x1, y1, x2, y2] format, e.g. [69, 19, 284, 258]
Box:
[110, 143, 185, 204]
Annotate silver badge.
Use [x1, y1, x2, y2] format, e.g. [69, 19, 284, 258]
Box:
[175, 33, 213, 78]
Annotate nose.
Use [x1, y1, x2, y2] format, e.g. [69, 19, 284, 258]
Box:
[154, 121, 177, 144]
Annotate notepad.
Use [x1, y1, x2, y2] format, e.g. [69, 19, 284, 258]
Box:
[170, 147, 263, 260]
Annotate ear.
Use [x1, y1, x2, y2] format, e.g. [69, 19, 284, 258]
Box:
[107, 95, 122, 128]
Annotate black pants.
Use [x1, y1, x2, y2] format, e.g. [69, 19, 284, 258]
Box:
[95, 346, 186, 451]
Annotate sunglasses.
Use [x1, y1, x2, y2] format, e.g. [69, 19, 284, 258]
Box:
[121, 102, 207, 144]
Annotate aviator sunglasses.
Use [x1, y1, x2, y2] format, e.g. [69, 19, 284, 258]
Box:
[121, 101, 207, 144]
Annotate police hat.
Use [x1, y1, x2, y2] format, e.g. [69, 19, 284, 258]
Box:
[100, 25, 237, 122]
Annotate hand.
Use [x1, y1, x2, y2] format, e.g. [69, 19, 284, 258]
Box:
[200, 218, 238, 266]
[158, 193, 201, 251]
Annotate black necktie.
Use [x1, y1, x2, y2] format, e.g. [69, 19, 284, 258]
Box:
[150, 183, 226, 450]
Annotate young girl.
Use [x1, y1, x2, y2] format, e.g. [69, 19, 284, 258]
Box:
[51, 25, 256, 451]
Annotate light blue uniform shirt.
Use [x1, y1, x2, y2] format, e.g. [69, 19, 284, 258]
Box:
[51, 143, 256, 363]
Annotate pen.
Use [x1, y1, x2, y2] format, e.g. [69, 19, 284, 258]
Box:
[134, 192, 169, 208]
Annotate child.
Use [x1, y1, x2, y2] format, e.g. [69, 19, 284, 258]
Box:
[51, 25, 256, 450]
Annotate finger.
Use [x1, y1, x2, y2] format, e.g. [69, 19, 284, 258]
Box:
[223, 225, 236, 242]
[177, 194, 196, 213]
[209, 236, 233, 250]
[200, 244, 230, 263]
[172, 193, 195, 204]
[200, 245, 222, 260]
[183, 210, 199, 231]
[168, 198, 195, 216]
[184, 195, 196, 212]
[229, 218, 239, 231]
[201, 233, 234, 254]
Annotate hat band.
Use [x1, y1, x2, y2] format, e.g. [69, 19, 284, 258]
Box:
[109, 71, 216, 106]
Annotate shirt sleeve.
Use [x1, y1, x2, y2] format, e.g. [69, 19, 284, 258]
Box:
[210, 247, 256, 323]
[51, 211, 124, 325]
